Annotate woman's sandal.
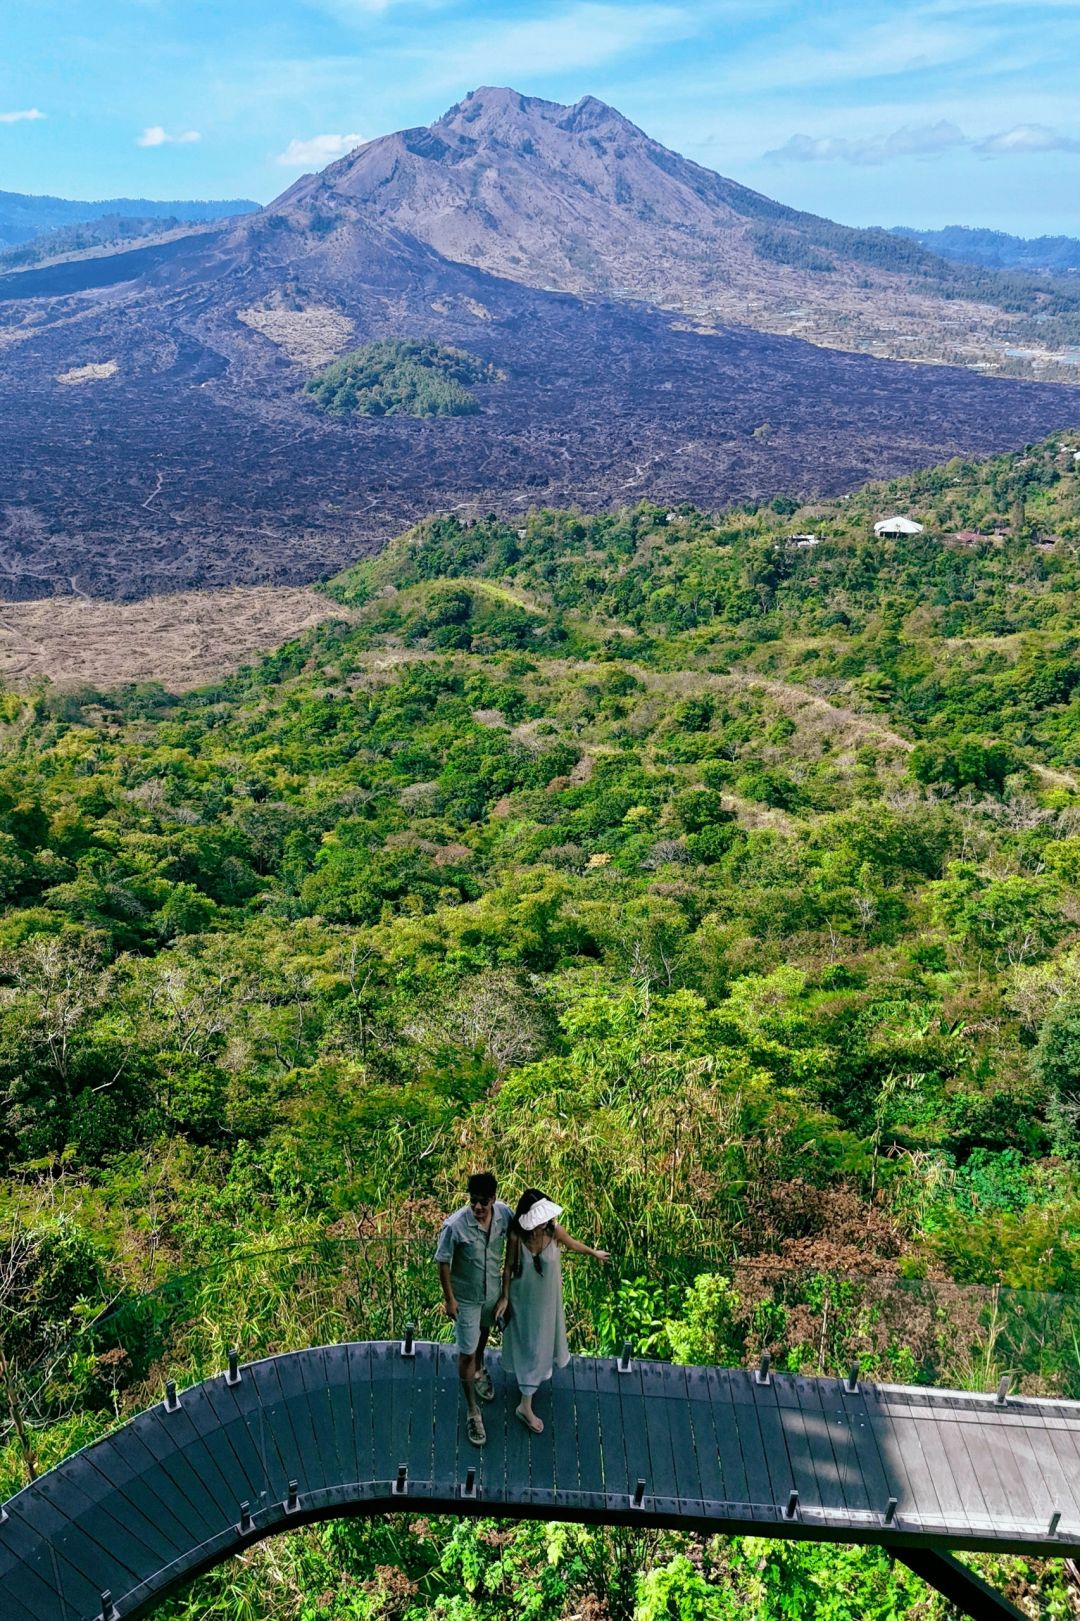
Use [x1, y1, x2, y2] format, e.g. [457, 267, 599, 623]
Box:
[515, 1405, 544, 1435]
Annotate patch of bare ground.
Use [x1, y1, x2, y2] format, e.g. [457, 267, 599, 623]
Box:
[0, 586, 348, 691]
[236, 300, 355, 369]
[56, 360, 117, 385]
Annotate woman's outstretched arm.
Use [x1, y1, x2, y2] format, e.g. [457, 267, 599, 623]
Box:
[553, 1223, 609, 1262]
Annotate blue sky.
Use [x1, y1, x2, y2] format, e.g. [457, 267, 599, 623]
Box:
[2, 0, 1079, 235]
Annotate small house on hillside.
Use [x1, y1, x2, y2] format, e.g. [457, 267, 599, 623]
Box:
[874, 515, 924, 537]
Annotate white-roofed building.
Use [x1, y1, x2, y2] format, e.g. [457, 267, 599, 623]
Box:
[874, 515, 925, 537]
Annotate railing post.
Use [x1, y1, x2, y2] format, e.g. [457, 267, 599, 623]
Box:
[756, 1353, 771, 1387]
[995, 1374, 1012, 1406]
[884, 1496, 898, 1526]
[844, 1361, 859, 1395]
[1049, 1510, 1061, 1537]
[226, 1348, 241, 1388]
[393, 1464, 408, 1496]
[99, 1592, 118, 1621]
[631, 1477, 646, 1509]
[284, 1480, 299, 1515]
[401, 1324, 415, 1359]
[164, 1379, 180, 1413]
[617, 1341, 632, 1373]
[462, 1467, 477, 1499]
[784, 1490, 799, 1520]
[237, 1501, 253, 1535]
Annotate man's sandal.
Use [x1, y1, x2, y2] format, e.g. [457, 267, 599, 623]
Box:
[515, 1406, 543, 1435]
[467, 1412, 487, 1446]
[474, 1368, 495, 1402]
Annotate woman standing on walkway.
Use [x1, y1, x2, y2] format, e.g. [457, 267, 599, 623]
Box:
[495, 1188, 609, 1434]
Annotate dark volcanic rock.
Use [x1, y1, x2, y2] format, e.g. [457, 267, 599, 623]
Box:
[0, 192, 1074, 601]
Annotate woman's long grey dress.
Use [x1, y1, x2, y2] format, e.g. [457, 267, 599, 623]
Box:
[502, 1237, 570, 1396]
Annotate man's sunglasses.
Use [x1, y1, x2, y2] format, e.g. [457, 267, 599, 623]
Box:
[470, 1196, 494, 1209]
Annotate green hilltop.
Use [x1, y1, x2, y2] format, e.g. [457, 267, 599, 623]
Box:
[3, 432, 1080, 1614]
[304, 337, 500, 418]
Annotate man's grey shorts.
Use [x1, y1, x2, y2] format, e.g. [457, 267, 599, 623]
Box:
[455, 1298, 499, 1355]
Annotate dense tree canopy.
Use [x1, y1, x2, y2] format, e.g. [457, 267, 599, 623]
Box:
[3, 434, 1080, 1616]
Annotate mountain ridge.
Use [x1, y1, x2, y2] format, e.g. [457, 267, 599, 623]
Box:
[262, 86, 1080, 380]
[0, 188, 258, 252]
[0, 86, 1075, 602]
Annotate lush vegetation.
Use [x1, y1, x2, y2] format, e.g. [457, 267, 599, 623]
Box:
[4, 434, 1080, 1616]
[304, 339, 500, 419]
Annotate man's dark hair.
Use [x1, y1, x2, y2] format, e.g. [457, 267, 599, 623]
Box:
[467, 1171, 497, 1201]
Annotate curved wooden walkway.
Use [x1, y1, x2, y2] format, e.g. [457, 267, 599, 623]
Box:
[4, 1339, 1079, 1620]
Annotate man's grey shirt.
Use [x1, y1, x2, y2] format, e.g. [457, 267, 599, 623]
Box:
[434, 1201, 512, 1305]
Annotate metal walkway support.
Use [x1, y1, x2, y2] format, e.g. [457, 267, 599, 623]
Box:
[2, 1341, 1077, 1619]
[895, 1549, 1026, 1620]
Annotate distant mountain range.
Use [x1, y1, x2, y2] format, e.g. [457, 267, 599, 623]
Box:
[0, 189, 258, 251]
[893, 225, 1080, 276]
[0, 88, 1075, 602]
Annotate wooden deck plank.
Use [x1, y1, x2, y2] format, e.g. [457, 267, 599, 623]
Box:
[682, 1365, 725, 1507]
[525, 1363, 559, 1504]
[663, 1364, 705, 1512]
[199, 1368, 271, 1504]
[797, 1378, 865, 1514]
[79, 1426, 198, 1556]
[121, 1412, 223, 1541]
[768, 1374, 820, 1510]
[345, 1339, 375, 1486]
[749, 1372, 796, 1513]
[638, 1361, 681, 1507]
[874, 1394, 946, 1532]
[74, 1436, 191, 1565]
[430, 1342, 462, 1500]
[254, 1354, 309, 1499]
[404, 1342, 438, 1490]
[301, 1343, 352, 1493]
[570, 1354, 604, 1501]
[0, 1503, 90, 1621]
[960, 1403, 1042, 1530]
[276, 1348, 333, 1495]
[727, 1369, 776, 1510]
[370, 1342, 398, 1488]
[927, 1400, 992, 1523]
[1024, 1407, 1080, 1531]
[502, 1347, 535, 1498]
[593, 1357, 631, 1500]
[839, 1385, 896, 1521]
[704, 1367, 748, 1505]
[552, 1361, 581, 1499]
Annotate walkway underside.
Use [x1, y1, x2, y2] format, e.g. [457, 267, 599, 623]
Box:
[4, 1340, 1077, 1620]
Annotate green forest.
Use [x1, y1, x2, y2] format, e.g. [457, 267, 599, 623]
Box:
[4, 433, 1080, 1616]
[304, 339, 500, 419]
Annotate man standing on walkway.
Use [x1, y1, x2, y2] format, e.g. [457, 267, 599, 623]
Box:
[435, 1171, 512, 1446]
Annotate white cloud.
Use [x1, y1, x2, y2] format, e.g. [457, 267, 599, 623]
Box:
[973, 123, 1080, 156]
[767, 117, 1080, 165]
[767, 120, 967, 165]
[0, 108, 45, 124]
[136, 125, 201, 147]
[276, 132, 366, 167]
[416, 3, 695, 88]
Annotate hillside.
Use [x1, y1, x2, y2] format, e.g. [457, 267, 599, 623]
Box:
[4, 436, 1080, 1615]
[0, 177, 1075, 601]
[0, 188, 257, 251]
[894, 225, 1080, 277]
[273, 87, 1080, 379]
